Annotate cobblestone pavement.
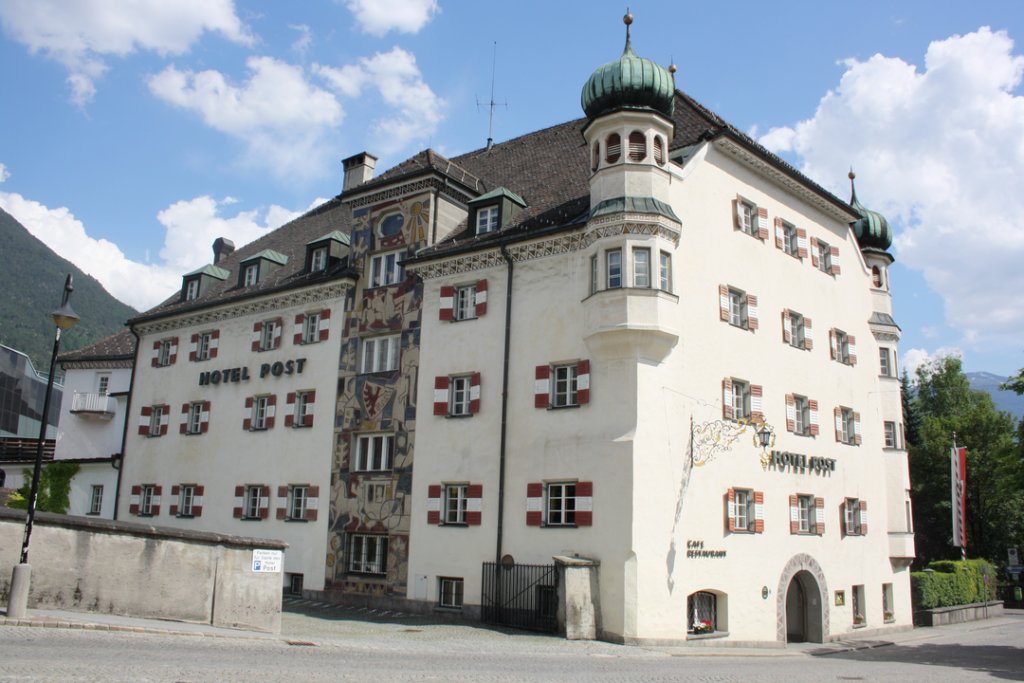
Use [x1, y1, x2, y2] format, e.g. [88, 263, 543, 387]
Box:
[0, 601, 1020, 683]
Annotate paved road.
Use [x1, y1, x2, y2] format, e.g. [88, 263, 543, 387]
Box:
[1, 606, 1021, 682]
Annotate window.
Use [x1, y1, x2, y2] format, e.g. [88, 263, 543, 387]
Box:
[687, 591, 717, 634]
[295, 391, 312, 427]
[449, 376, 472, 416]
[880, 420, 896, 448]
[369, 251, 404, 287]
[179, 485, 196, 517]
[547, 483, 577, 526]
[158, 340, 172, 366]
[794, 396, 810, 436]
[311, 247, 327, 272]
[732, 489, 751, 532]
[852, 585, 865, 625]
[798, 495, 813, 533]
[633, 248, 650, 288]
[187, 402, 203, 435]
[244, 264, 258, 287]
[294, 313, 317, 345]
[834, 330, 850, 364]
[729, 288, 747, 328]
[140, 485, 155, 515]
[790, 312, 805, 348]
[817, 239, 831, 272]
[197, 332, 212, 361]
[244, 486, 261, 519]
[592, 142, 599, 171]
[348, 534, 387, 574]
[476, 206, 499, 234]
[606, 133, 621, 163]
[289, 574, 304, 596]
[879, 348, 892, 377]
[883, 583, 894, 622]
[185, 279, 199, 301]
[659, 252, 671, 292]
[362, 335, 400, 373]
[653, 135, 665, 166]
[872, 266, 883, 288]
[841, 408, 856, 444]
[783, 221, 799, 256]
[97, 375, 110, 395]
[590, 255, 598, 295]
[355, 434, 394, 472]
[455, 283, 477, 321]
[845, 498, 861, 536]
[89, 485, 103, 515]
[628, 131, 646, 161]
[606, 250, 621, 288]
[439, 577, 464, 608]
[738, 200, 756, 236]
[552, 364, 578, 408]
[290, 486, 308, 520]
[148, 405, 163, 437]
[260, 319, 277, 350]
[253, 396, 270, 430]
[445, 485, 468, 524]
[730, 380, 750, 420]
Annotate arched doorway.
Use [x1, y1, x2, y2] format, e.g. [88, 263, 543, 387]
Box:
[776, 553, 829, 644]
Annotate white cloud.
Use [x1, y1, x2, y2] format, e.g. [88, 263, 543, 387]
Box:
[148, 56, 344, 181]
[0, 190, 325, 311]
[344, 0, 439, 37]
[316, 47, 445, 154]
[0, 0, 253, 105]
[0, 163, 9, 184]
[901, 346, 963, 379]
[290, 24, 312, 58]
[921, 326, 940, 339]
[758, 27, 1024, 351]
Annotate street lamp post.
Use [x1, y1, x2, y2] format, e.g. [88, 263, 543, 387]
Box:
[6, 274, 79, 619]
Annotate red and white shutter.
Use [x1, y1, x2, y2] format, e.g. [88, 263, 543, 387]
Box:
[726, 488, 736, 532]
[152, 341, 161, 367]
[293, 313, 305, 345]
[466, 484, 483, 525]
[306, 486, 319, 521]
[814, 497, 825, 535]
[469, 373, 481, 413]
[189, 333, 199, 361]
[733, 195, 744, 231]
[753, 492, 764, 533]
[834, 407, 843, 442]
[304, 391, 315, 427]
[233, 486, 245, 518]
[277, 486, 289, 519]
[797, 228, 808, 259]
[810, 237, 820, 268]
[439, 285, 454, 321]
[848, 335, 857, 365]
[809, 400, 820, 435]
[170, 485, 180, 516]
[129, 485, 141, 514]
[285, 392, 296, 427]
[718, 284, 730, 321]
[259, 486, 270, 519]
[475, 280, 488, 316]
[746, 295, 758, 330]
[252, 322, 262, 352]
[756, 207, 769, 240]
[829, 329, 837, 360]
[575, 481, 593, 526]
[804, 318, 813, 350]
[243, 397, 253, 431]
[853, 412, 862, 445]
[193, 486, 204, 517]
[722, 379, 733, 420]
[526, 483, 543, 525]
[274, 318, 283, 348]
[434, 376, 449, 416]
[180, 403, 189, 434]
[782, 310, 792, 344]
[789, 495, 799, 534]
[576, 360, 590, 404]
[859, 500, 868, 535]
[209, 330, 219, 358]
[774, 217, 784, 249]
[830, 246, 841, 275]
[750, 385, 763, 421]
[266, 394, 276, 429]
[319, 309, 331, 342]
[785, 394, 796, 432]
[427, 485, 441, 524]
[138, 406, 152, 436]
[169, 337, 178, 364]
[200, 401, 210, 433]
[160, 405, 170, 435]
[535, 366, 550, 409]
[151, 486, 162, 516]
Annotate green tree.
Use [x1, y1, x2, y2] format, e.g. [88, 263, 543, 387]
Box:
[902, 369, 923, 448]
[908, 354, 1021, 569]
[6, 461, 80, 514]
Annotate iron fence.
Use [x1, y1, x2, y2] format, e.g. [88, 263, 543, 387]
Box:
[0, 438, 55, 462]
[481, 562, 558, 632]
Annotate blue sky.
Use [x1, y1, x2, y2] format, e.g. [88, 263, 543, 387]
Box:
[0, 0, 1022, 377]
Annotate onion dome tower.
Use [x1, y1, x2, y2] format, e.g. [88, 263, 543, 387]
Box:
[848, 170, 894, 291]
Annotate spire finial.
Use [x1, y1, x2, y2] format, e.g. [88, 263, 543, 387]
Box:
[669, 54, 677, 75]
[621, 9, 635, 57]
[848, 167, 858, 204]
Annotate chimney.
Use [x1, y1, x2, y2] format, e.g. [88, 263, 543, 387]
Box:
[213, 237, 235, 264]
[342, 152, 378, 191]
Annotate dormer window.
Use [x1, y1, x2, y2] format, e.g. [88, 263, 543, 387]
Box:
[185, 279, 199, 301]
[311, 247, 327, 272]
[237, 249, 287, 288]
[181, 263, 230, 302]
[305, 231, 350, 275]
[606, 133, 621, 163]
[628, 132, 646, 161]
[476, 206, 499, 234]
[244, 264, 258, 287]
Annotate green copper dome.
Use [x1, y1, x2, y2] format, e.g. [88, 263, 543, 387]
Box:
[849, 172, 892, 251]
[581, 17, 674, 121]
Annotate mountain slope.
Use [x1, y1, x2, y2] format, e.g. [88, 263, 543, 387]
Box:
[0, 207, 138, 372]
[967, 371, 1024, 420]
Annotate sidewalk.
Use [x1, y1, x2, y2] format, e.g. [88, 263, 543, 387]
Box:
[0, 607, 277, 640]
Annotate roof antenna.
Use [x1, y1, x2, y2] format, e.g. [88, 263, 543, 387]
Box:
[477, 42, 507, 152]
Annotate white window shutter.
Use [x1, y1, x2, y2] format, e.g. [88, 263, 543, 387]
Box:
[835, 407, 843, 442]
[719, 285, 730, 322]
[804, 318, 814, 350]
[785, 394, 796, 431]
[809, 400, 819, 435]
[811, 237, 819, 268]
[830, 246, 841, 275]
[848, 335, 857, 365]
[854, 412, 862, 445]
[782, 310, 791, 344]
[774, 217, 784, 249]
[750, 385, 763, 420]
[746, 295, 758, 329]
[722, 378, 733, 420]
[830, 329, 837, 360]
[757, 207, 769, 240]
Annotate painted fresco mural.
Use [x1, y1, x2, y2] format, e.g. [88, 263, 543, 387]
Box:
[325, 191, 428, 596]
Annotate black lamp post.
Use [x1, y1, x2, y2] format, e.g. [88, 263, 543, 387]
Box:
[6, 274, 79, 618]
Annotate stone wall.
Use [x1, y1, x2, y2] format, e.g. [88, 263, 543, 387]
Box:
[0, 508, 286, 633]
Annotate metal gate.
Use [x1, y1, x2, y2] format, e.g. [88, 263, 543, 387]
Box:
[481, 562, 558, 632]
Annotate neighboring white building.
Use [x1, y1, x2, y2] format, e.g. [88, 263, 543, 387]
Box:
[392, 17, 913, 645]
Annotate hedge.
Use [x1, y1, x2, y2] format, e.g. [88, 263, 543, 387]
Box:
[911, 559, 1000, 609]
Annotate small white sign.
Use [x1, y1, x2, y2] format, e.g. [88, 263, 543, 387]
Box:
[1010, 548, 1019, 564]
[252, 549, 283, 573]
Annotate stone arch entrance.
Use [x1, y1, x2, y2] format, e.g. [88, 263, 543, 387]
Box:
[776, 553, 828, 643]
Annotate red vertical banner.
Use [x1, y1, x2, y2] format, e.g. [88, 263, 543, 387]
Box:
[951, 446, 967, 549]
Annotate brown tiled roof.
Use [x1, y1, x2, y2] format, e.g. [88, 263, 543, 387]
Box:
[58, 328, 136, 364]
[350, 149, 486, 196]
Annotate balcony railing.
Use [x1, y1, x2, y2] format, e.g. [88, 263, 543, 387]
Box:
[0, 438, 56, 462]
[70, 392, 117, 418]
